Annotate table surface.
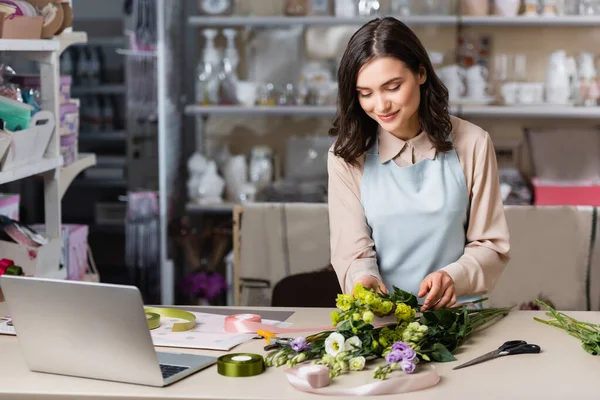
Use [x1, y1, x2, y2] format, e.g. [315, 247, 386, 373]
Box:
[1, 304, 599, 400]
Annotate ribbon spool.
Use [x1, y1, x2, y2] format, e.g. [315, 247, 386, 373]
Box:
[217, 353, 265, 377]
[144, 308, 196, 332]
[146, 312, 160, 330]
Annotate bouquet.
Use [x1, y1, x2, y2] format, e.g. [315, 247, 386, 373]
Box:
[265, 284, 512, 380]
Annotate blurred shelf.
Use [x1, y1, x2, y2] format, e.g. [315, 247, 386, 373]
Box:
[55, 31, 88, 55]
[60, 153, 97, 199]
[71, 178, 128, 189]
[79, 131, 126, 142]
[186, 202, 235, 214]
[0, 39, 59, 52]
[189, 15, 600, 27]
[186, 105, 600, 119]
[0, 157, 63, 185]
[116, 49, 157, 57]
[0, 32, 87, 55]
[461, 15, 600, 26]
[73, 36, 125, 47]
[460, 105, 600, 119]
[71, 84, 126, 95]
[185, 105, 337, 116]
[189, 15, 457, 27]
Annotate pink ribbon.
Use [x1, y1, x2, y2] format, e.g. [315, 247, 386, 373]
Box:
[224, 314, 337, 335]
[284, 364, 440, 396]
[224, 314, 392, 335]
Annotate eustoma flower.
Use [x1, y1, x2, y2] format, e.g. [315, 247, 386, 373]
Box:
[291, 336, 311, 352]
[325, 332, 346, 357]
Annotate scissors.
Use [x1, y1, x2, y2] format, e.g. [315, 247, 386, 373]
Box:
[263, 337, 293, 351]
[453, 340, 540, 370]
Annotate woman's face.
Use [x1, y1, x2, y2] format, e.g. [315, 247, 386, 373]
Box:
[356, 56, 425, 136]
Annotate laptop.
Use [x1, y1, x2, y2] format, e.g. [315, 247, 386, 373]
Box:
[0, 276, 217, 387]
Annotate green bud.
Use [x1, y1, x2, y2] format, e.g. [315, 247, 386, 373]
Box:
[292, 352, 307, 363]
[363, 311, 375, 324]
[352, 313, 361, 321]
[322, 354, 336, 366]
[276, 357, 286, 367]
[339, 361, 349, 372]
[417, 325, 429, 333]
[336, 351, 350, 362]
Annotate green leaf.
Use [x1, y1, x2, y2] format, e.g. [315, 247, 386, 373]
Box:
[389, 286, 419, 308]
[337, 320, 352, 333]
[431, 343, 457, 362]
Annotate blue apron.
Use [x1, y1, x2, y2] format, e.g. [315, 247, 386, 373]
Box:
[361, 137, 480, 305]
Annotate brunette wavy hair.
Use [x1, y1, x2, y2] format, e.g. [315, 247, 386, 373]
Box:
[329, 17, 453, 166]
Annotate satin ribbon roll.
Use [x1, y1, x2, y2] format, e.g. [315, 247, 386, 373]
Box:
[285, 364, 440, 396]
[224, 313, 336, 335]
[223, 313, 389, 335]
[217, 353, 265, 377]
[146, 312, 160, 330]
[144, 308, 196, 332]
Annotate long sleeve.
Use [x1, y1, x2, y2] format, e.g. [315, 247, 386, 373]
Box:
[327, 150, 382, 293]
[442, 130, 511, 297]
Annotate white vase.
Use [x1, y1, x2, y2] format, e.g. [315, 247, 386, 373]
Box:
[495, 0, 521, 16]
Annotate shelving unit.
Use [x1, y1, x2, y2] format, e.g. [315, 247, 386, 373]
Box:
[0, 158, 63, 186]
[0, 32, 96, 279]
[188, 14, 600, 27]
[71, 84, 126, 96]
[185, 104, 600, 119]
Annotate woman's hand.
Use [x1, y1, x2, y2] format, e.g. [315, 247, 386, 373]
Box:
[418, 271, 456, 311]
[353, 275, 388, 295]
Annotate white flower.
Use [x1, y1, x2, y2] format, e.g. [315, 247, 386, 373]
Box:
[325, 332, 346, 357]
[344, 336, 363, 352]
[349, 356, 366, 371]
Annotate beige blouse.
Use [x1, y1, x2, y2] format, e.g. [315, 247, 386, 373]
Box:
[328, 115, 510, 296]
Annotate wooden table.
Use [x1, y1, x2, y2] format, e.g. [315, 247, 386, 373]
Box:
[1, 305, 599, 399]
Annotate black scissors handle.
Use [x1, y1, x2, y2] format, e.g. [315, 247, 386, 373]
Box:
[499, 340, 527, 351]
[503, 343, 541, 355]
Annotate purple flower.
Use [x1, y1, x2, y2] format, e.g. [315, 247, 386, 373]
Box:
[392, 341, 416, 361]
[392, 341, 411, 352]
[400, 359, 416, 374]
[385, 350, 403, 364]
[291, 336, 311, 352]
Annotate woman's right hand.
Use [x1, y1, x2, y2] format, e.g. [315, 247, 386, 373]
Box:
[353, 275, 388, 295]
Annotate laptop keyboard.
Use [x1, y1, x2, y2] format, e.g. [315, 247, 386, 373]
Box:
[160, 364, 189, 379]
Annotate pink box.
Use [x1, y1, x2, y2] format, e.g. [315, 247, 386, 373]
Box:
[60, 133, 78, 166]
[65, 224, 89, 281]
[0, 193, 19, 220]
[533, 178, 600, 206]
[60, 101, 79, 135]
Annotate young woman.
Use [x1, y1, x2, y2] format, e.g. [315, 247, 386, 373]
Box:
[328, 17, 510, 311]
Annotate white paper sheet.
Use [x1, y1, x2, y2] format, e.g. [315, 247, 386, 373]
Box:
[148, 310, 290, 351]
[0, 318, 15, 336]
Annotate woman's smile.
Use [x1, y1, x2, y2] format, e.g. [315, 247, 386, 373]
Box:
[377, 110, 399, 122]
